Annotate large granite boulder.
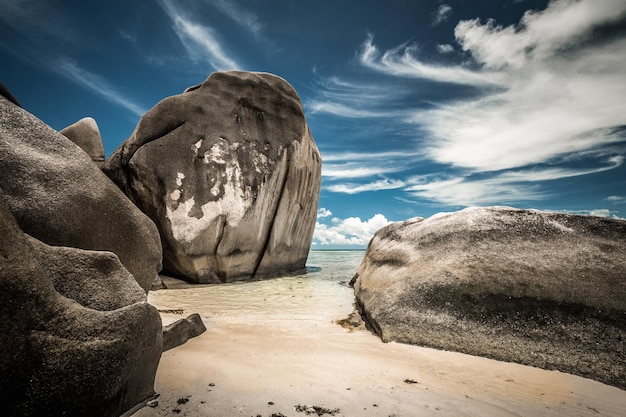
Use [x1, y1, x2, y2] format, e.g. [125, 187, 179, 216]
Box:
[103, 71, 321, 283]
[352, 207, 626, 389]
[60, 116, 106, 166]
[0, 187, 162, 417]
[0, 95, 162, 292]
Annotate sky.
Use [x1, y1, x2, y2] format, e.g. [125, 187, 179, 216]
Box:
[1, 0, 626, 249]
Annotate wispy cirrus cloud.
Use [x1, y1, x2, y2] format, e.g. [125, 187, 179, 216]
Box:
[325, 154, 624, 210]
[323, 163, 405, 179]
[416, 0, 626, 173]
[0, 0, 74, 41]
[327, 179, 405, 194]
[606, 195, 626, 205]
[359, 33, 505, 86]
[323, 0, 626, 211]
[405, 156, 624, 206]
[55, 58, 146, 117]
[158, 0, 241, 71]
[306, 75, 410, 118]
[209, 0, 264, 39]
[307, 100, 390, 118]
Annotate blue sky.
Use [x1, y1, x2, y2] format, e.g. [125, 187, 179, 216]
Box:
[2, 0, 625, 248]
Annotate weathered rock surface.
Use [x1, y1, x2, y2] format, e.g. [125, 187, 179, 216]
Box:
[0, 187, 163, 417]
[352, 206, 626, 389]
[0, 95, 162, 292]
[60, 116, 106, 165]
[27, 235, 146, 311]
[162, 313, 207, 351]
[0, 82, 20, 107]
[103, 71, 321, 283]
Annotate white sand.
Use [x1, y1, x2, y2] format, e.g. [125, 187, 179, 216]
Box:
[133, 275, 626, 417]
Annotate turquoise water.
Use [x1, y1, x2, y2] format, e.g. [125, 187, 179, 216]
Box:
[150, 250, 366, 326]
[305, 249, 366, 284]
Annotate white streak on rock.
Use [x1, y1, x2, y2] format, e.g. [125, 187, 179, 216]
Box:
[176, 172, 185, 186]
[166, 160, 250, 243]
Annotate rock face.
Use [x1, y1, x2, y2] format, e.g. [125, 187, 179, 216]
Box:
[0, 96, 162, 292]
[0, 187, 163, 417]
[162, 313, 207, 351]
[60, 116, 106, 166]
[352, 206, 626, 389]
[103, 71, 321, 283]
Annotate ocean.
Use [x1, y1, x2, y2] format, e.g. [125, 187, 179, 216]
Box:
[150, 250, 366, 328]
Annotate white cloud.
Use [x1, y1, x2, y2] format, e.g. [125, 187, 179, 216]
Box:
[415, 0, 626, 172]
[455, 0, 626, 70]
[407, 175, 545, 206]
[350, 1, 626, 175]
[553, 208, 624, 220]
[606, 195, 626, 205]
[307, 100, 390, 118]
[158, 0, 241, 71]
[210, 0, 264, 38]
[359, 33, 505, 86]
[327, 179, 405, 194]
[437, 44, 454, 54]
[323, 163, 406, 179]
[317, 208, 332, 218]
[306, 75, 410, 119]
[313, 213, 392, 246]
[55, 58, 146, 117]
[322, 150, 412, 163]
[432, 4, 453, 26]
[405, 156, 623, 206]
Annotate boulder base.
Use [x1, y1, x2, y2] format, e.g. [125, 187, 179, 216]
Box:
[352, 206, 626, 389]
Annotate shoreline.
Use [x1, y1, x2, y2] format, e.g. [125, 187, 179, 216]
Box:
[132, 275, 626, 417]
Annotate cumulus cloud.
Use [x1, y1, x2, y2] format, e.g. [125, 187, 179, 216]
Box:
[455, 0, 626, 70]
[313, 213, 392, 246]
[432, 4, 452, 26]
[317, 208, 333, 218]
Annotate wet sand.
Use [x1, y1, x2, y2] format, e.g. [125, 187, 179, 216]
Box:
[133, 273, 626, 417]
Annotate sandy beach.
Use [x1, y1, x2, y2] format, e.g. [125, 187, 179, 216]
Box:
[132, 254, 626, 417]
